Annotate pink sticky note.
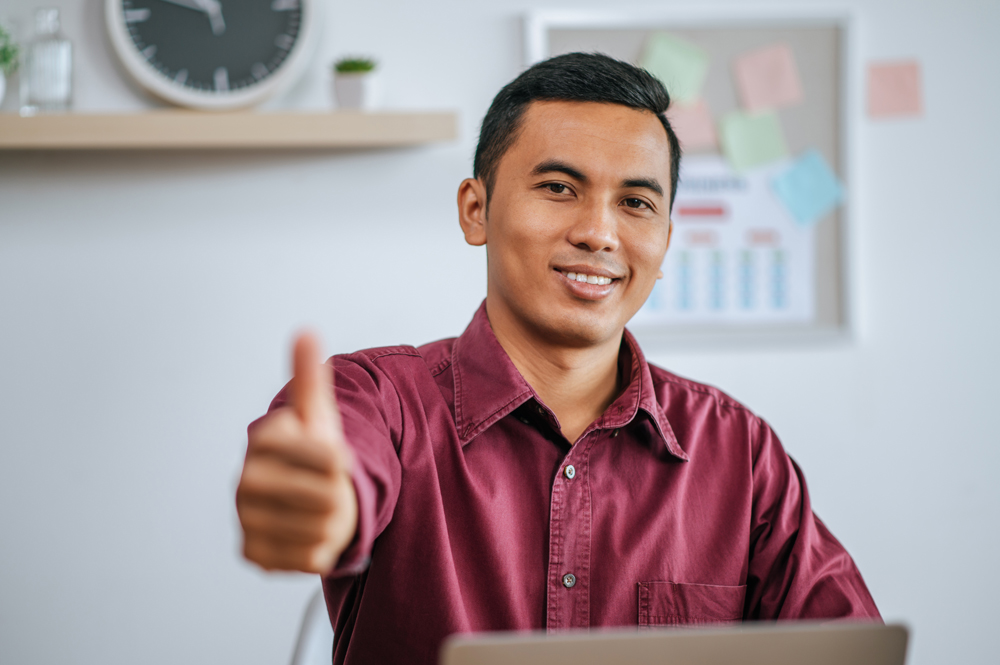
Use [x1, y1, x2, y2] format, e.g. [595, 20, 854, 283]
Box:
[867, 60, 923, 118]
[733, 43, 804, 111]
[666, 99, 718, 151]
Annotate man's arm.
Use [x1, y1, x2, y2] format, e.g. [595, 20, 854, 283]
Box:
[744, 418, 881, 620]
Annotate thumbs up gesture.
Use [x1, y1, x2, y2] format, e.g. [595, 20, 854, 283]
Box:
[236, 333, 359, 574]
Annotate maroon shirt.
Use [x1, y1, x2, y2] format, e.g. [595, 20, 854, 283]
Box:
[263, 303, 879, 664]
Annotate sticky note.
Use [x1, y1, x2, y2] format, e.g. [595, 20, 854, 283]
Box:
[771, 149, 844, 225]
[666, 98, 717, 151]
[733, 43, 804, 111]
[867, 60, 923, 118]
[641, 33, 709, 104]
[718, 111, 788, 171]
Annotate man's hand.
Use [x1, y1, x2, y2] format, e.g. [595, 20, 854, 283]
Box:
[236, 333, 358, 574]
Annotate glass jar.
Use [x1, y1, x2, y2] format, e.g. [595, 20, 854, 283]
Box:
[20, 8, 72, 115]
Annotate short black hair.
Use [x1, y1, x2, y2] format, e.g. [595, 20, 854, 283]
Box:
[473, 52, 682, 212]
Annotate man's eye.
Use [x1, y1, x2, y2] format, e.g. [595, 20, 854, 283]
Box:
[623, 198, 648, 209]
[546, 183, 568, 194]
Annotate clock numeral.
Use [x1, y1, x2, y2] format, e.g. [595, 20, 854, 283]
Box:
[275, 34, 295, 51]
[271, 0, 300, 10]
[214, 67, 230, 92]
[141, 45, 157, 60]
[124, 9, 152, 23]
[174, 69, 189, 85]
[251, 63, 269, 81]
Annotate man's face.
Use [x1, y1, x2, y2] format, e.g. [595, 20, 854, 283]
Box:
[463, 100, 673, 348]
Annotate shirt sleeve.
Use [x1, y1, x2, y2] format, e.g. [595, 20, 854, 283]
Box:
[262, 352, 403, 578]
[744, 417, 881, 621]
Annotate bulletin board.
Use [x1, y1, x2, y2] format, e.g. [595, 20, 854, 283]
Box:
[524, 10, 858, 346]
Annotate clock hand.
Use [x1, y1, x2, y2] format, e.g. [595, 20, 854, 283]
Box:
[203, 0, 226, 36]
[156, 0, 225, 36]
[157, 0, 208, 13]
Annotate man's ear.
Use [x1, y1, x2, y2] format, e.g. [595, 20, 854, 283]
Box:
[457, 178, 488, 247]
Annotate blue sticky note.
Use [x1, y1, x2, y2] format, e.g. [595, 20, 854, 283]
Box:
[771, 149, 844, 225]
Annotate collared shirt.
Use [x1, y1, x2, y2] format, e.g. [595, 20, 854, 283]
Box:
[262, 303, 879, 665]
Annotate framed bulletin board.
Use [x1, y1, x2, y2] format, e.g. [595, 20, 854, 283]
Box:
[524, 9, 859, 346]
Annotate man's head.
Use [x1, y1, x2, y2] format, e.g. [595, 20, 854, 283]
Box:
[474, 52, 682, 214]
[458, 53, 682, 351]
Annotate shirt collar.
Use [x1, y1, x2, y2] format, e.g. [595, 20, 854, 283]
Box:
[451, 301, 688, 462]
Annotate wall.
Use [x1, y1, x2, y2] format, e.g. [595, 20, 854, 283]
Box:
[1, 1, 997, 664]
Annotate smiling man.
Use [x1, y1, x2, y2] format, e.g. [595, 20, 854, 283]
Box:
[236, 53, 879, 665]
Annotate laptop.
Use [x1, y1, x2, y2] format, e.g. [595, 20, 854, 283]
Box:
[441, 622, 908, 665]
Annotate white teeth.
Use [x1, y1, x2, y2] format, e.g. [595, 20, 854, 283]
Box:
[563, 270, 613, 286]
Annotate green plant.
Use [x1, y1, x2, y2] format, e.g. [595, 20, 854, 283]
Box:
[333, 57, 377, 74]
[0, 23, 18, 75]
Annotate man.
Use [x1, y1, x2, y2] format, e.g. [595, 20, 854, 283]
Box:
[236, 53, 879, 664]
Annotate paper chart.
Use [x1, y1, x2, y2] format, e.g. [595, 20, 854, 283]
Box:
[633, 155, 815, 326]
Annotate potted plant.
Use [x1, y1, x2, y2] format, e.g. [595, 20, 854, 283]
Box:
[0, 23, 19, 107]
[332, 57, 379, 110]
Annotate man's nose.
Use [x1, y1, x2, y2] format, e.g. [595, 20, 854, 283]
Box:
[566, 198, 620, 253]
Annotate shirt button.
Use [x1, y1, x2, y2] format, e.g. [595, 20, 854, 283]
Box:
[611, 429, 620, 437]
[562, 573, 577, 588]
[563, 464, 576, 480]
[536, 406, 545, 415]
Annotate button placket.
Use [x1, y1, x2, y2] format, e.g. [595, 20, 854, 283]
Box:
[545, 466, 568, 631]
[545, 437, 595, 631]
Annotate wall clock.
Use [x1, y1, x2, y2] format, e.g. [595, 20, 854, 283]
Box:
[106, 0, 319, 110]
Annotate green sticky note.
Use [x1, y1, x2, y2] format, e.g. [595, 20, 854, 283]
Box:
[718, 111, 788, 171]
[641, 33, 709, 103]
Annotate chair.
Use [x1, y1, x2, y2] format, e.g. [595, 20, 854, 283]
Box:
[289, 586, 335, 665]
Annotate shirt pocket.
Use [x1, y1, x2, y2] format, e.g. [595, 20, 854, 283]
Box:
[637, 581, 746, 628]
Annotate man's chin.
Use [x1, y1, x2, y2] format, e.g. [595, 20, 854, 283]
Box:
[536, 307, 626, 349]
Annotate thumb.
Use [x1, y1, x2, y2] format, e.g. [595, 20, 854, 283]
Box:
[291, 331, 338, 431]
[290, 332, 353, 474]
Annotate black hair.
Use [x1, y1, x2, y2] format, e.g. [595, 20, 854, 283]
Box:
[473, 52, 682, 212]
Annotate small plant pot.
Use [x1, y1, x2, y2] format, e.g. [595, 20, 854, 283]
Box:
[333, 71, 380, 111]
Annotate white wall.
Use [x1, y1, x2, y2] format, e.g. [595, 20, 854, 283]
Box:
[0, 1, 997, 664]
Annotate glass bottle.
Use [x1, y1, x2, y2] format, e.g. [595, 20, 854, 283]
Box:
[20, 8, 72, 115]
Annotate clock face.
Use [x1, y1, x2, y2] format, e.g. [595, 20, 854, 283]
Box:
[107, 0, 317, 108]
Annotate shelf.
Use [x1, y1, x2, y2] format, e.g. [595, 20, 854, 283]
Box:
[0, 110, 458, 150]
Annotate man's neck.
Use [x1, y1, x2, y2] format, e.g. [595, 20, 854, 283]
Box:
[486, 301, 623, 445]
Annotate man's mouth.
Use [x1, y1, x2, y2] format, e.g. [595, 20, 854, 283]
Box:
[563, 271, 613, 286]
[555, 267, 620, 286]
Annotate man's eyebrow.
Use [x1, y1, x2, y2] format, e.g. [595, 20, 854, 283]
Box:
[532, 160, 665, 198]
[531, 160, 588, 182]
[622, 177, 664, 198]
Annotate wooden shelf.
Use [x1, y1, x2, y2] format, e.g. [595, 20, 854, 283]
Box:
[0, 110, 458, 150]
